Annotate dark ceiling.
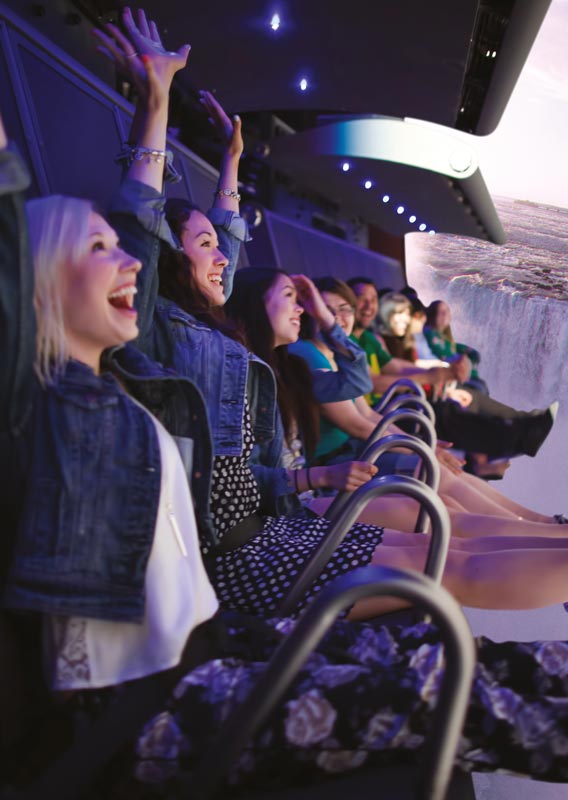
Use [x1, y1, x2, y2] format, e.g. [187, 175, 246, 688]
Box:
[62, 0, 550, 136]
[152, 0, 478, 128]
[3, 0, 554, 243]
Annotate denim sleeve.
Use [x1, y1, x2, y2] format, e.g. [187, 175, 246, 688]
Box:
[306, 323, 372, 402]
[248, 409, 303, 516]
[206, 208, 251, 302]
[107, 180, 170, 350]
[249, 446, 303, 517]
[0, 147, 33, 436]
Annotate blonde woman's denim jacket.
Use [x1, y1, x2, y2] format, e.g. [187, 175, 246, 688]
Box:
[0, 150, 214, 620]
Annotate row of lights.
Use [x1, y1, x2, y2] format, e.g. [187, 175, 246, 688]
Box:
[341, 162, 435, 234]
[269, 10, 435, 235]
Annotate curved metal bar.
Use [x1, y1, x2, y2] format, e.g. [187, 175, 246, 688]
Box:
[380, 393, 436, 424]
[324, 434, 440, 532]
[278, 475, 451, 618]
[360, 434, 438, 488]
[366, 407, 437, 449]
[375, 378, 426, 413]
[189, 565, 476, 800]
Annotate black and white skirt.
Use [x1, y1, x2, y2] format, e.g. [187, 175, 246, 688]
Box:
[209, 513, 383, 617]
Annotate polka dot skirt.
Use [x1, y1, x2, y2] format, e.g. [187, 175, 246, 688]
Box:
[206, 402, 384, 617]
[210, 514, 383, 618]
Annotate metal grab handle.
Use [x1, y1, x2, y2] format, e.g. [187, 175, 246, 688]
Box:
[325, 434, 440, 532]
[277, 475, 451, 619]
[380, 393, 436, 425]
[366, 407, 437, 450]
[189, 565, 476, 800]
[375, 378, 426, 413]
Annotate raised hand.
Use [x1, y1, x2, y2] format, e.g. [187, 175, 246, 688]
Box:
[290, 274, 335, 331]
[93, 7, 190, 107]
[199, 90, 243, 160]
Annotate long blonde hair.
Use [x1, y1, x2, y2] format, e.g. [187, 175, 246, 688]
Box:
[26, 195, 93, 384]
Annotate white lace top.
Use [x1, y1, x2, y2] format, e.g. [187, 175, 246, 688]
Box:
[43, 405, 219, 690]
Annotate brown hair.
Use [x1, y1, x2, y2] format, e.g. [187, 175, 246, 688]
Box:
[158, 198, 244, 343]
[425, 299, 455, 345]
[225, 267, 320, 458]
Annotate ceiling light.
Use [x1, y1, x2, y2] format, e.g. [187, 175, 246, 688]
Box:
[382, 194, 390, 203]
[341, 162, 351, 172]
[299, 77, 308, 92]
[270, 13, 281, 31]
[409, 215, 416, 223]
[364, 180, 373, 189]
[396, 205, 405, 215]
[429, 229, 436, 235]
[419, 223, 427, 231]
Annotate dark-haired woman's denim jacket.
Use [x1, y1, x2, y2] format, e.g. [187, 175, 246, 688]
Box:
[0, 149, 214, 621]
[107, 181, 291, 510]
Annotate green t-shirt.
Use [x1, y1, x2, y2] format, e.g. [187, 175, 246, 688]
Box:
[349, 329, 392, 407]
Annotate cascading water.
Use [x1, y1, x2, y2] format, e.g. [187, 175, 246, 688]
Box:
[407, 197, 568, 800]
[406, 196, 568, 516]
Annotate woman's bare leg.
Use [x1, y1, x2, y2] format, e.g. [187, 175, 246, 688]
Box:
[348, 530, 568, 619]
[448, 511, 568, 539]
[439, 464, 554, 523]
[310, 495, 568, 540]
[310, 495, 420, 531]
[382, 529, 568, 551]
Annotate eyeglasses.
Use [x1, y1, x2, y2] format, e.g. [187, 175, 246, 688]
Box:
[327, 304, 355, 318]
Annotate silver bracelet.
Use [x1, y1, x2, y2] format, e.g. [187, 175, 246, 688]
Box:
[215, 188, 241, 202]
[115, 144, 181, 183]
[130, 146, 168, 164]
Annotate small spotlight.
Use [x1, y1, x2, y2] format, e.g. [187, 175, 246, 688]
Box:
[382, 194, 390, 203]
[409, 215, 416, 223]
[429, 229, 436, 235]
[396, 205, 405, 215]
[364, 180, 373, 189]
[485, 49, 491, 57]
[492, 50, 497, 58]
[342, 162, 351, 172]
[270, 13, 281, 31]
[419, 223, 427, 231]
[299, 77, 308, 91]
